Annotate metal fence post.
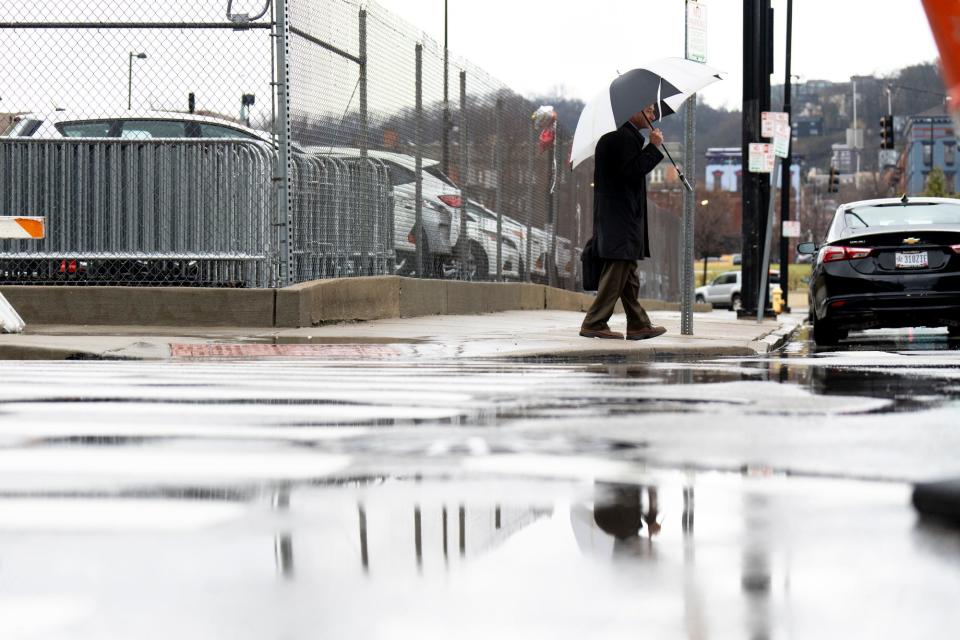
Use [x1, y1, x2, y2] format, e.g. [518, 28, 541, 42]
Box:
[359, 8, 368, 158]
[495, 95, 503, 281]
[526, 121, 534, 282]
[274, 0, 294, 287]
[459, 70, 469, 279]
[414, 43, 424, 278]
[549, 127, 559, 289]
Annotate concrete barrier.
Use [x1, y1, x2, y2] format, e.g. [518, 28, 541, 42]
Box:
[0, 286, 275, 327]
[2, 277, 713, 328]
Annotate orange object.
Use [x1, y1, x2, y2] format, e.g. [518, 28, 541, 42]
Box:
[15, 217, 45, 239]
[922, 0, 960, 110]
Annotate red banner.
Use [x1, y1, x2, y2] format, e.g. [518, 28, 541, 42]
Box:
[922, 0, 960, 110]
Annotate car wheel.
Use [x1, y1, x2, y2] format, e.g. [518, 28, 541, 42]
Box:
[415, 229, 434, 278]
[731, 293, 742, 311]
[695, 294, 705, 304]
[458, 242, 487, 281]
[812, 316, 840, 347]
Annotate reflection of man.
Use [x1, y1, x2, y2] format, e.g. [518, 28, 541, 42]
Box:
[581, 104, 668, 341]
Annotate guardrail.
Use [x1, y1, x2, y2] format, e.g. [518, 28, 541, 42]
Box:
[0, 140, 394, 288]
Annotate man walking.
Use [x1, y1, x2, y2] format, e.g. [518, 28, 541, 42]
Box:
[581, 104, 668, 341]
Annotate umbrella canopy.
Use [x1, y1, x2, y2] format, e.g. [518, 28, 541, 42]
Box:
[570, 57, 724, 169]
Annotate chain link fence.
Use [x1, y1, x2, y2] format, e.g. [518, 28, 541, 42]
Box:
[0, 0, 680, 299]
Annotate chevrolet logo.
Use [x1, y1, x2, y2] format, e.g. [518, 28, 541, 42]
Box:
[902, 237, 921, 245]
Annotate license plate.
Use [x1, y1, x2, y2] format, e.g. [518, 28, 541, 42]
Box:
[895, 251, 928, 269]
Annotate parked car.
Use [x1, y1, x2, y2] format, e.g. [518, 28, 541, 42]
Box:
[460, 200, 523, 280]
[695, 270, 780, 310]
[798, 196, 960, 347]
[315, 147, 463, 278]
[2, 110, 275, 144]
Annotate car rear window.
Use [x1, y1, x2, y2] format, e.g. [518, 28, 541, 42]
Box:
[3, 118, 42, 137]
[424, 165, 456, 187]
[845, 202, 960, 228]
[197, 123, 260, 140]
[57, 121, 115, 138]
[120, 120, 187, 139]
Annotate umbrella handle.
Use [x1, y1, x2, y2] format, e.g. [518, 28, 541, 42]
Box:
[639, 111, 694, 193]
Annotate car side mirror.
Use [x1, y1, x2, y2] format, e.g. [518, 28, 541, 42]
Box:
[797, 242, 817, 255]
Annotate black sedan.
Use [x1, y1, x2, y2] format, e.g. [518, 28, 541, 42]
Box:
[798, 196, 960, 346]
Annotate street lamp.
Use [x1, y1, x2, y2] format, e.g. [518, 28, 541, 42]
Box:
[127, 51, 148, 110]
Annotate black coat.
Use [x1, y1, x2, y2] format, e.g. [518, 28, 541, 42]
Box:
[593, 123, 664, 261]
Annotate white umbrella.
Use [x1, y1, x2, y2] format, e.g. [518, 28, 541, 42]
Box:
[570, 57, 724, 180]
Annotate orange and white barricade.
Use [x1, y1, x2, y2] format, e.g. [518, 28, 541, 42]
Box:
[0, 216, 46, 333]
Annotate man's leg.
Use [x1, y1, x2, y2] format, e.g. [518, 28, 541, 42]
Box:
[622, 263, 667, 340]
[581, 260, 630, 336]
[621, 262, 652, 331]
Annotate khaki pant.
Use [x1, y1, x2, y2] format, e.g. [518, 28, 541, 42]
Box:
[582, 260, 651, 331]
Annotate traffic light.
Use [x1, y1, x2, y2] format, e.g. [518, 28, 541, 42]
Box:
[828, 166, 840, 193]
[879, 115, 895, 150]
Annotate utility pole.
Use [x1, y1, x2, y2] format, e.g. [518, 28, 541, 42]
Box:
[681, 0, 698, 336]
[778, 0, 793, 313]
[740, 0, 773, 318]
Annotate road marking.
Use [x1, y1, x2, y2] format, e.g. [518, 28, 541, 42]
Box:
[170, 343, 403, 358]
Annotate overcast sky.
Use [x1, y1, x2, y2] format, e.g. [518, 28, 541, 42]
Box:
[374, 0, 940, 109]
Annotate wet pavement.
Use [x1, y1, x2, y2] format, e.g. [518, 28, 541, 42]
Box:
[2, 322, 960, 638]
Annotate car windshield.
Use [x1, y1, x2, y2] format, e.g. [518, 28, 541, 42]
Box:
[844, 202, 960, 228]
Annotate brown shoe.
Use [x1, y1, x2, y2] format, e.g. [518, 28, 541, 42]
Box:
[580, 327, 625, 339]
[626, 326, 667, 340]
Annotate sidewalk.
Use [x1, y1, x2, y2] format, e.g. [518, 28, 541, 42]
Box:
[0, 309, 801, 361]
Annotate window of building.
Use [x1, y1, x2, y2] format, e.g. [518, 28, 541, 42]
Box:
[945, 143, 956, 166]
[922, 142, 933, 166]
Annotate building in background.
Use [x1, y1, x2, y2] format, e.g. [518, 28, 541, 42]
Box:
[898, 110, 957, 194]
[704, 148, 803, 200]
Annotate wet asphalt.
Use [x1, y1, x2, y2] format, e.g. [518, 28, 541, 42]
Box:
[1, 324, 960, 638]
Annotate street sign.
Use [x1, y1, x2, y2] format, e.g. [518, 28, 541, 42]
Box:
[686, 1, 707, 63]
[749, 143, 775, 173]
[846, 127, 864, 149]
[879, 149, 898, 167]
[773, 122, 791, 158]
[761, 111, 789, 139]
[782, 220, 801, 238]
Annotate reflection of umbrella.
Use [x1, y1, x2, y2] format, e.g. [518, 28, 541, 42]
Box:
[570, 57, 724, 188]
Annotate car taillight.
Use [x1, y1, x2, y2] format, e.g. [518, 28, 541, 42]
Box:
[59, 259, 78, 274]
[822, 246, 873, 262]
[950, 244, 960, 254]
[438, 194, 462, 208]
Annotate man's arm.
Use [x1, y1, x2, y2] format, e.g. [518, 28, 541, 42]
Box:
[619, 139, 664, 182]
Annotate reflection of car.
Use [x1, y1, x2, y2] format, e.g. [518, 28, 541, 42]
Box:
[695, 270, 780, 310]
[314, 148, 462, 277]
[798, 196, 960, 347]
[3, 110, 275, 144]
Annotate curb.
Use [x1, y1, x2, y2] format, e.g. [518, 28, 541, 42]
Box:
[748, 317, 801, 354]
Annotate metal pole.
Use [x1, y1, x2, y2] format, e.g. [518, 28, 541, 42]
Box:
[681, 0, 696, 335]
[779, 0, 793, 312]
[415, 43, 424, 278]
[549, 126, 559, 288]
[459, 70, 469, 279]
[275, 0, 294, 287]
[495, 95, 504, 281]
[442, 0, 450, 175]
[758, 157, 779, 323]
[359, 9, 368, 158]
[526, 120, 534, 282]
[127, 52, 133, 110]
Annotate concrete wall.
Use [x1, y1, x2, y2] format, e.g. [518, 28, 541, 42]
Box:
[3, 278, 711, 327]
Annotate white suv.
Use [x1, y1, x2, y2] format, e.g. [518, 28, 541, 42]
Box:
[695, 270, 780, 310]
